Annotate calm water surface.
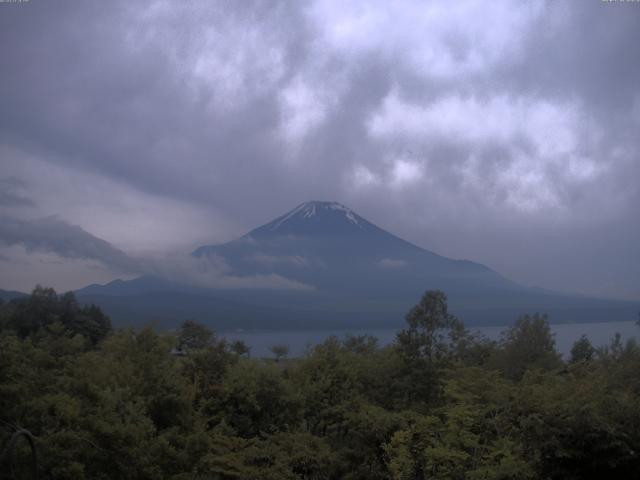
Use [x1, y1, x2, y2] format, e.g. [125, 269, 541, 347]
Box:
[221, 321, 639, 359]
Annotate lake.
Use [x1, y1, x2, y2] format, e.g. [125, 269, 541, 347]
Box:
[221, 321, 639, 359]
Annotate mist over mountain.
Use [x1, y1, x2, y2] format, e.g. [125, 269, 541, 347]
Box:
[74, 202, 637, 330]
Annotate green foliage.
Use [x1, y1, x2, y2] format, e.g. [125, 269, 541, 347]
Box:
[208, 360, 301, 438]
[397, 290, 466, 364]
[1, 286, 111, 346]
[384, 368, 534, 480]
[177, 319, 214, 352]
[180, 338, 237, 407]
[570, 334, 595, 363]
[230, 339, 251, 357]
[292, 336, 361, 438]
[2, 286, 640, 479]
[198, 430, 334, 479]
[395, 290, 469, 407]
[270, 344, 290, 362]
[510, 366, 640, 479]
[495, 313, 562, 381]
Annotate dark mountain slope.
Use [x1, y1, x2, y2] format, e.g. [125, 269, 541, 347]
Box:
[0, 288, 27, 302]
[193, 201, 519, 297]
[77, 201, 638, 329]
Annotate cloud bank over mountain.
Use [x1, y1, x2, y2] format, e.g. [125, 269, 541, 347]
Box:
[0, 1, 639, 298]
[0, 213, 313, 292]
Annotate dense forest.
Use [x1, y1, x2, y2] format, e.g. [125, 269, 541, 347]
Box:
[1, 287, 640, 479]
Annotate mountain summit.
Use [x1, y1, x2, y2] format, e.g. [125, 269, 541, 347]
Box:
[193, 200, 478, 278]
[255, 201, 369, 235]
[78, 201, 638, 329]
[216, 200, 398, 243]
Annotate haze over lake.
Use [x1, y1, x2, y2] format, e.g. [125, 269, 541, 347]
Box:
[223, 321, 640, 359]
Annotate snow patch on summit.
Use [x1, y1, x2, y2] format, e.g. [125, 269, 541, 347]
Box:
[270, 203, 307, 230]
[270, 201, 362, 230]
[302, 204, 316, 218]
[328, 203, 360, 226]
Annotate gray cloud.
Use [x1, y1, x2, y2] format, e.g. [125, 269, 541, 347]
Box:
[149, 253, 315, 291]
[246, 253, 315, 268]
[0, 177, 35, 207]
[379, 259, 408, 269]
[0, 215, 142, 273]
[0, 0, 638, 299]
[0, 214, 313, 292]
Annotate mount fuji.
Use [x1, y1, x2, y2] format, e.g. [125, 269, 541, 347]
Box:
[76, 201, 637, 329]
[193, 201, 516, 299]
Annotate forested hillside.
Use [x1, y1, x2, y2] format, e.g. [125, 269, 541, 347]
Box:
[2, 287, 640, 479]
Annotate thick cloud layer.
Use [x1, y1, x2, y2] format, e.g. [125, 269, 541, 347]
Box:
[0, 215, 141, 273]
[0, 0, 638, 299]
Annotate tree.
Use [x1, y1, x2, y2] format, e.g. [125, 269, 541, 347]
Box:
[396, 290, 466, 363]
[342, 334, 378, 354]
[209, 360, 301, 437]
[2, 287, 111, 345]
[60, 293, 111, 346]
[177, 319, 213, 352]
[270, 344, 289, 362]
[291, 336, 364, 441]
[6, 285, 640, 478]
[498, 313, 562, 381]
[231, 339, 251, 357]
[570, 335, 595, 363]
[395, 290, 467, 406]
[181, 339, 236, 406]
[6, 285, 59, 337]
[199, 431, 334, 479]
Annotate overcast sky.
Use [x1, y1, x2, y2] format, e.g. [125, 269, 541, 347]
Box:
[1, 0, 639, 300]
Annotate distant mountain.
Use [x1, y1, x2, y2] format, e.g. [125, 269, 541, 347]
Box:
[0, 288, 27, 302]
[76, 276, 198, 297]
[76, 201, 638, 329]
[193, 201, 517, 296]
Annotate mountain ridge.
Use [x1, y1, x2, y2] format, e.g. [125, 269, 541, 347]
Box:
[70, 201, 638, 329]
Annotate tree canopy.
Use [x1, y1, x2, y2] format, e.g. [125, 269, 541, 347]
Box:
[1, 287, 639, 479]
